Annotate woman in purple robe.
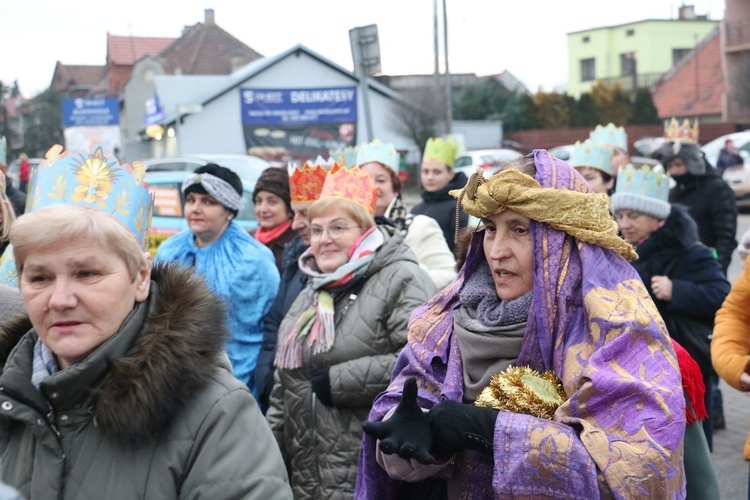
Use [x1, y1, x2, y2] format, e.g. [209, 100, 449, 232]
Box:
[357, 151, 686, 499]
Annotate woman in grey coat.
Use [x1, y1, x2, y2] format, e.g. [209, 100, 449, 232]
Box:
[0, 203, 292, 499]
[267, 167, 436, 499]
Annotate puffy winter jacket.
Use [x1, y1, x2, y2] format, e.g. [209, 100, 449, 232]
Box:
[0, 264, 292, 499]
[411, 171, 469, 254]
[266, 226, 436, 499]
[669, 171, 737, 273]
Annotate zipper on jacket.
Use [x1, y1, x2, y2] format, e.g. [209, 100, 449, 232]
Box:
[46, 411, 62, 440]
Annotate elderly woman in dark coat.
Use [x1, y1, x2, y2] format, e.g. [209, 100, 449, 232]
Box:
[612, 164, 730, 458]
[0, 145, 291, 499]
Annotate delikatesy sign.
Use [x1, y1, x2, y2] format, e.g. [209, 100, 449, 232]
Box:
[62, 98, 120, 127]
[240, 87, 357, 125]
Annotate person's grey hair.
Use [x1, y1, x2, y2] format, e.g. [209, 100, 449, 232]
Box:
[182, 173, 244, 211]
[10, 205, 147, 280]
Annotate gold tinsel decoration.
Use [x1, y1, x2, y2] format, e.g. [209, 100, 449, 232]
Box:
[475, 366, 567, 420]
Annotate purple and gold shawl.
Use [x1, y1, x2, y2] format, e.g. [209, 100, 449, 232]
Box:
[355, 150, 686, 499]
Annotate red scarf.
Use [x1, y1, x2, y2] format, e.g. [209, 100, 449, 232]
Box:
[254, 220, 291, 245]
[671, 339, 708, 426]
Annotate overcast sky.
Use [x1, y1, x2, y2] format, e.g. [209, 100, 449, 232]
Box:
[2, 0, 725, 97]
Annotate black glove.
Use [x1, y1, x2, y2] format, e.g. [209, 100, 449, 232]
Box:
[311, 367, 333, 407]
[361, 377, 435, 464]
[427, 400, 499, 456]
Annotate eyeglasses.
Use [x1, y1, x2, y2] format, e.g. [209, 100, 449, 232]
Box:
[310, 224, 360, 240]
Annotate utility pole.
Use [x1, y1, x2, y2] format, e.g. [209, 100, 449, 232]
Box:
[442, 0, 452, 134]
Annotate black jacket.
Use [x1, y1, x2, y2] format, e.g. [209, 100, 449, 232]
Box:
[5, 184, 25, 217]
[254, 235, 308, 408]
[631, 205, 731, 375]
[669, 171, 737, 274]
[411, 171, 469, 254]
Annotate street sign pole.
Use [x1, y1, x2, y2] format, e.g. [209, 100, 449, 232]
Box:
[350, 25, 381, 143]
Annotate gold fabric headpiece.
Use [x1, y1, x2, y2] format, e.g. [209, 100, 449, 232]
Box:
[450, 169, 637, 261]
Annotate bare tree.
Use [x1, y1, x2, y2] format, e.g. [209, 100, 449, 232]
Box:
[387, 85, 446, 154]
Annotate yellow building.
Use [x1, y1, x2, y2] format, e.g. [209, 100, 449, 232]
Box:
[567, 6, 718, 98]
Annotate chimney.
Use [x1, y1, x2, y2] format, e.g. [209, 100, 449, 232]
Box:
[205, 9, 215, 24]
[678, 5, 696, 20]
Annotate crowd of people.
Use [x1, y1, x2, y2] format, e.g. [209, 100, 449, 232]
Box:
[0, 115, 746, 499]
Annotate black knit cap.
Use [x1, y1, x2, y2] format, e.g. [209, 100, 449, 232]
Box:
[185, 163, 243, 215]
[253, 167, 293, 216]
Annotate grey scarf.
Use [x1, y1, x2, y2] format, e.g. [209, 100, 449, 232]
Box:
[456, 261, 532, 402]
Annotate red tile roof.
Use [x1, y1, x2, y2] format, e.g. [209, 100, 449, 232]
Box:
[652, 28, 724, 118]
[107, 34, 175, 66]
[51, 62, 108, 93]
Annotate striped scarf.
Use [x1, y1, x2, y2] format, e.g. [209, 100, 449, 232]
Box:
[275, 227, 384, 369]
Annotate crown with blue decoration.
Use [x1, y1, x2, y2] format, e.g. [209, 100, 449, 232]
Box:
[611, 164, 671, 219]
[330, 146, 360, 168]
[569, 139, 614, 176]
[0, 136, 6, 165]
[28, 144, 152, 247]
[356, 139, 400, 172]
[590, 123, 628, 152]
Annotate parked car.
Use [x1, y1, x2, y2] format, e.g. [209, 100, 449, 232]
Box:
[702, 131, 750, 168]
[453, 148, 523, 179]
[142, 153, 272, 183]
[7, 157, 44, 189]
[146, 170, 257, 254]
[550, 144, 575, 162]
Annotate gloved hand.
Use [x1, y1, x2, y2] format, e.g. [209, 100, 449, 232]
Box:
[311, 367, 333, 407]
[427, 400, 499, 456]
[361, 377, 435, 464]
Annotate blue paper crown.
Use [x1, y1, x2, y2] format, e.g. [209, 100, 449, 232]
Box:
[356, 139, 400, 172]
[0, 136, 6, 165]
[569, 139, 614, 176]
[615, 164, 670, 203]
[590, 123, 628, 152]
[331, 146, 359, 168]
[27, 144, 153, 247]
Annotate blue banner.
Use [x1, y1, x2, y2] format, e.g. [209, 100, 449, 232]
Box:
[240, 87, 357, 125]
[144, 97, 165, 125]
[62, 98, 120, 127]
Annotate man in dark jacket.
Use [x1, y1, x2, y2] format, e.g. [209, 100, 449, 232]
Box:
[653, 141, 737, 275]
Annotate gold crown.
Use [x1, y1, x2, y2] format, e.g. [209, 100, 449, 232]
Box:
[289, 162, 329, 203]
[423, 137, 458, 168]
[663, 117, 699, 143]
[319, 166, 378, 215]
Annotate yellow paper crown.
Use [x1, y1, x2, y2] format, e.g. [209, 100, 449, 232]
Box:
[663, 117, 699, 143]
[423, 137, 458, 168]
[319, 166, 378, 215]
[289, 163, 329, 203]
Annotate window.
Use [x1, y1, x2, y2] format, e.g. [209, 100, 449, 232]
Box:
[673, 48, 691, 66]
[582, 35, 590, 43]
[626, 29, 635, 37]
[580, 58, 596, 81]
[620, 52, 637, 77]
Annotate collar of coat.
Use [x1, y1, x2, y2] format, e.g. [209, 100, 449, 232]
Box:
[0, 263, 228, 443]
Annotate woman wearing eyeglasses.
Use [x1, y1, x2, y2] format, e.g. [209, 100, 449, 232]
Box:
[266, 166, 436, 499]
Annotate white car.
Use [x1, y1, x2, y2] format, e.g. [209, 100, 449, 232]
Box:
[453, 148, 523, 179]
[141, 153, 271, 183]
[702, 131, 750, 168]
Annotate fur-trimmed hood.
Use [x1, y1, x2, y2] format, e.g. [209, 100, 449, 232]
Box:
[0, 263, 228, 443]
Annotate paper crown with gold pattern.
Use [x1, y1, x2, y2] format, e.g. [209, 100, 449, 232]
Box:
[423, 137, 458, 168]
[356, 139, 400, 172]
[569, 139, 614, 176]
[663, 117, 699, 143]
[589, 123, 628, 152]
[290, 162, 330, 203]
[26, 144, 153, 248]
[0, 135, 6, 165]
[330, 146, 360, 168]
[611, 164, 671, 219]
[319, 165, 378, 215]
